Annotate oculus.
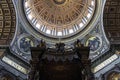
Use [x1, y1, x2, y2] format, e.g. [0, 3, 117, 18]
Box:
[24, 0, 95, 38]
[53, 0, 66, 5]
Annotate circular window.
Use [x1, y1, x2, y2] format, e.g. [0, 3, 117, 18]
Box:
[24, 0, 95, 38]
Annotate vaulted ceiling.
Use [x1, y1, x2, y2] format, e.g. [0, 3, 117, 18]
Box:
[0, 0, 120, 45]
[104, 0, 120, 44]
[0, 0, 16, 45]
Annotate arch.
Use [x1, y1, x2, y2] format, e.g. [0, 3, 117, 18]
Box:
[103, 0, 120, 44]
[0, 0, 16, 45]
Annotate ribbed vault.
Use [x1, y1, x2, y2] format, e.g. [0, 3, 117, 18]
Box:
[104, 0, 120, 44]
[0, 0, 16, 45]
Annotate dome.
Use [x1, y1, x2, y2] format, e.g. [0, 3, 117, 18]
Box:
[24, 0, 95, 39]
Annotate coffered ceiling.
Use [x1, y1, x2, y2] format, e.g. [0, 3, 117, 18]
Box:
[103, 0, 120, 44]
[0, 0, 16, 45]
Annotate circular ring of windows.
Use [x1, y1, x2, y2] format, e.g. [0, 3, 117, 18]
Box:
[24, 0, 96, 39]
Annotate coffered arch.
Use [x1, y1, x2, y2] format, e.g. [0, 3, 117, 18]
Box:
[103, 0, 120, 44]
[0, 0, 16, 45]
